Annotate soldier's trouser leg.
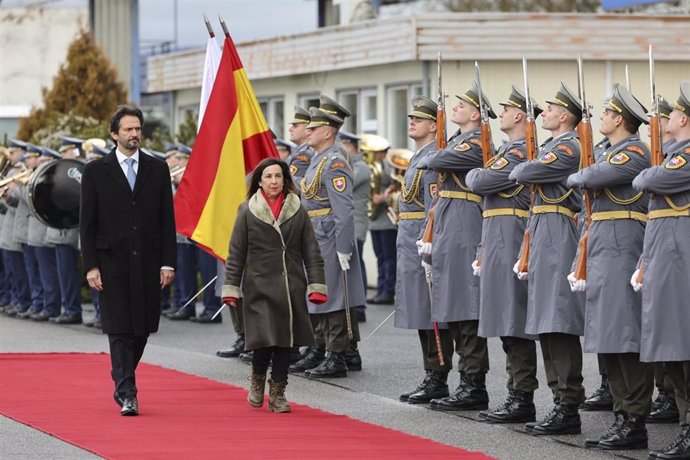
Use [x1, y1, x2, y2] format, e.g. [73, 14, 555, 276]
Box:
[22, 244, 43, 312]
[448, 320, 489, 375]
[310, 314, 325, 348]
[55, 244, 81, 316]
[419, 329, 453, 372]
[176, 243, 198, 313]
[356, 238, 367, 300]
[538, 333, 584, 406]
[197, 247, 221, 314]
[603, 353, 654, 416]
[34, 246, 60, 317]
[230, 298, 244, 335]
[9, 249, 30, 309]
[324, 309, 361, 353]
[655, 363, 675, 393]
[664, 361, 690, 425]
[597, 354, 607, 378]
[501, 336, 538, 393]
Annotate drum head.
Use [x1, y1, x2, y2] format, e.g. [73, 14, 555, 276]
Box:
[29, 159, 84, 229]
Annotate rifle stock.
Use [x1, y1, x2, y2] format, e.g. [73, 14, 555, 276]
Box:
[649, 114, 663, 166]
[480, 122, 492, 165]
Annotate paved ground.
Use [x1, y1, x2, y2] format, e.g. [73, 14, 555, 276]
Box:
[0, 299, 680, 459]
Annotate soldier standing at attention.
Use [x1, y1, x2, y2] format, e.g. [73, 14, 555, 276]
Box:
[632, 82, 690, 460]
[295, 96, 365, 378]
[466, 85, 541, 423]
[567, 84, 653, 450]
[509, 83, 585, 435]
[419, 83, 495, 412]
[287, 106, 313, 185]
[395, 96, 453, 404]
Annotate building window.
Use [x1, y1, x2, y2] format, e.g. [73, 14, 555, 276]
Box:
[336, 88, 377, 135]
[258, 96, 285, 139]
[387, 83, 422, 149]
[299, 94, 320, 111]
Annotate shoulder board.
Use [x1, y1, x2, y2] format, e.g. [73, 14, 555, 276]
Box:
[609, 152, 630, 166]
[625, 145, 646, 157]
[468, 138, 482, 147]
[453, 143, 472, 152]
[490, 157, 510, 170]
[540, 152, 558, 164]
[685, 147, 690, 154]
[330, 160, 347, 170]
[508, 147, 525, 160]
[556, 144, 575, 157]
[666, 156, 687, 170]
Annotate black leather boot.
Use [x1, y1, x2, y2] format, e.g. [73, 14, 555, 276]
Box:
[429, 372, 488, 411]
[530, 404, 581, 436]
[585, 411, 626, 447]
[599, 413, 648, 450]
[289, 347, 325, 373]
[581, 376, 613, 411]
[216, 334, 245, 358]
[483, 390, 536, 424]
[306, 352, 348, 378]
[649, 390, 680, 424]
[651, 424, 690, 460]
[407, 371, 449, 404]
[342, 347, 362, 371]
[400, 371, 432, 402]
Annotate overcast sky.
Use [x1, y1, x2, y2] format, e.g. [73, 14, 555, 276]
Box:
[2, 0, 318, 49]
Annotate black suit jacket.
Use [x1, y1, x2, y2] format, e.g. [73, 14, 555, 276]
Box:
[80, 149, 176, 335]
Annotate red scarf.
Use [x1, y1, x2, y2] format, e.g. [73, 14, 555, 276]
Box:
[261, 189, 285, 220]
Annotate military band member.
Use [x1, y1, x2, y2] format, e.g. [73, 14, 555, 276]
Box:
[274, 138, 294, 161]
[466, 85, 541, 423]
[395, 96, 453, 404]
[632, 82, 690, 460]
[287, 105, 313, 185]
[295, 96, 365, 378]
[0, 145, 10, 312]
[567, 85, 653, 449]
[420, 82, 495, 412]
[509, 82, 585, 435]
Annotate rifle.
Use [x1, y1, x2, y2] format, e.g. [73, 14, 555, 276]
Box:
[573, 54, 594, 283]
[420, 52, 446, 367]
[474, 62, 493, 166]
[516, 58, 537, 274]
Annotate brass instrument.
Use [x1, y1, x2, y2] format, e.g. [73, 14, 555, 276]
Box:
[359, 134, 390, 220]
[170, 165, 186, 179]
[0, 146, 12, 178]
[0, 168, 33, 196]
[82, 138, 107, 157]
[384, 148, 413, 224]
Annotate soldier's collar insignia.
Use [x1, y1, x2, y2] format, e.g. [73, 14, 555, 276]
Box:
[332, 176, 347, 192]
[609, 152, 630, 165]
[490, 157, 509, 170]
[665, 155, 687, 170]
[540, 151, 558, 164]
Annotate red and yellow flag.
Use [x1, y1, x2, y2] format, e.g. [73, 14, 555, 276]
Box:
[174, 35, 278, 260]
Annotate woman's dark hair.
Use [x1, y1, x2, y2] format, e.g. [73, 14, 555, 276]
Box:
[247, 158, 294, 199]
[110, 105, 144, 134]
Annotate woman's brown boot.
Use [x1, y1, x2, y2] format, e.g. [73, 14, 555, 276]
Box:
[247, 369, 267, 408]
[268, 379, 291, 413]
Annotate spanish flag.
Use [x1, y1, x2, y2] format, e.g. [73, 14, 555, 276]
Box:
[174, 35, 278, 260]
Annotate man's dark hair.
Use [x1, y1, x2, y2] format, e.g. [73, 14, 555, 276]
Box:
[247, 158, 294, 199]
[110, 105, 144, 134]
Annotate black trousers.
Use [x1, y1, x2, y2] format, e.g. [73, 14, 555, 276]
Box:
[448, 320, 489, 375]
[418, 329, 453, 372]
[665, 360, 690, 425]
[602, 353, 653, 416]
[252, 347, 291, 383]
[501, 336, 538, 393]
[539, 332, 584, 406]
[108, 334, 148, 399]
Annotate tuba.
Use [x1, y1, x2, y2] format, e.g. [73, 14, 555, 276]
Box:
[384, 148, 413, 225]
[359, 134, 390, 220]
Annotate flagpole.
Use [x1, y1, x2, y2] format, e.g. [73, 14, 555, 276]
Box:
[218, 15, 230, 38]
[203, 13, 215, 38]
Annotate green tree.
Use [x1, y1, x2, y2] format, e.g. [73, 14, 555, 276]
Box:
[18, 28, 127, 141]
[176, 110, 198, 146]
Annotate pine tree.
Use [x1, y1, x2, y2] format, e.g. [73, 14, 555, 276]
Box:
[176, 110, 198, 146]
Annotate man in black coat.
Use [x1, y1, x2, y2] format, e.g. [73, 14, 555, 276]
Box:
[80, 105, 176, 416]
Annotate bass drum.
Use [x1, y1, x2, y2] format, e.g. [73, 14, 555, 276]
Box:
[28, 159, 84, 229]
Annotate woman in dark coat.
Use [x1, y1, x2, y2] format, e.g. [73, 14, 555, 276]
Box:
[222, 158, 327, 413]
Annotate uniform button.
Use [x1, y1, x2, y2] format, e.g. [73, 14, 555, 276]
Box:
[132, 250, 138, 256]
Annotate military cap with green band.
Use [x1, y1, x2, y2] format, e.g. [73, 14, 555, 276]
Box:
[604, 84, 649, 125]
[674, 81, 690, 114]
[456, 82, 497, 119]
[546, 82, 583, 122]
[318, 95, 351, 122]
[306, 107, 344, 129]
[290, 105, 311, 124]
[657, 95, 673, 119]
[499, 84, 543, 117]
[408, 96, 437, 121]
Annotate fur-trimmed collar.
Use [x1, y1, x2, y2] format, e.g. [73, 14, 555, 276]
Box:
[248, 190, 301, 228]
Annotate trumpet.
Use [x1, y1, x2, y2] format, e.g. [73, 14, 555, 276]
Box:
[359, 134, 391, 221]
[383, 148, 413, 225]
[0, 168, 34, 197]
[170, 165, 186, 179]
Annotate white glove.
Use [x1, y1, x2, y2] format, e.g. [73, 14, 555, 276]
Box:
[416, 239, 432, 257]
[630, 269, 642, 293]
[422, 261, 433, 284]
[567, 272, 586, 292]
[337, 251, 351, 271]
[513, 260, 528, 281]
[471, 260, 481, 277]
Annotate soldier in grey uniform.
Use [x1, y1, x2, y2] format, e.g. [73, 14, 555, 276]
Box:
[287, 105, 313, 185]
[296, 96, 366, 378]
[466, 85, 542, 423]
[567, 85, 653, 449]
[395, 96, 454, 404]
[419, 82, 495, 412]
[632, 82, 690, 460]
[510, 82, 585, 435]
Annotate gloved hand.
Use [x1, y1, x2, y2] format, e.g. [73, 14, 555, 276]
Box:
[567, 272, 586, 292]
[416, 239, 432, 257]
[513, 260, 528, 281]
[471, 260, 481, 277]
[630, 269, 643, 293]
[222, 296, 238, 307]
[308, 292, 328, 305]
[337, 251, 351, 271]
[422, 261, 432, 285]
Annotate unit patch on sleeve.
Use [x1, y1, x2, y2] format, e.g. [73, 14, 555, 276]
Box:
[490, 157, 509, 170]
[332, 176, 347, 192]
[665, 156, 687, 170]
[454, 143, 471, 152]
[609, 152, 630, 166]
[557, 144, 574, 156]
[540, 152, 558, 164]
[289, 164, 298, 176]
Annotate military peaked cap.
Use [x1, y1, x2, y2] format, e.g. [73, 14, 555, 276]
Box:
[456, 82, 497, 119]
[408, 96, 438, 121]
[500, 84, 543, 117]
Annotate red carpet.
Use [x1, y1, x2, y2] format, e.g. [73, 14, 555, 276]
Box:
[0, 353, 494, 459]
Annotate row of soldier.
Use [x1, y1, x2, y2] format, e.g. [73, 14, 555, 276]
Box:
[275, 81, 690, 459]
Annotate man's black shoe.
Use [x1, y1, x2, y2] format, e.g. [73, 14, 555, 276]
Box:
[289, 347, 325, 373]
[651, 424, 690, 459]
[113, 392, 124, 407]
[367, 293, 394, 305]
[599, 414, 648, 450]
[17, 308, 39, 319]
[483, 390, 536, 424]
[166, 309, 194, 320]
[649, 390, 680, 424]
[31, 311, 56, 322]
[400, 372, 432, 402]
[49, 313, 82, 325]
[429, 373, 488, 411]
[342, 347, 362, 371]
[190, 312, 222, 323]
[586, 412, 626, 447]
[216, 335, 245, 358]
[239, 351, 253, 363]
[407, 371, 449, 404]
[84, 317, 102, 328]
[581, 377, 613, 411]
[120, 396, 139, 416]
[306, 353, 347, 378]
[530, 404, 581, 436]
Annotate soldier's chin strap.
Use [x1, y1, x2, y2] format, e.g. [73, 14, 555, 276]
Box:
[354, 309, 395, 351]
